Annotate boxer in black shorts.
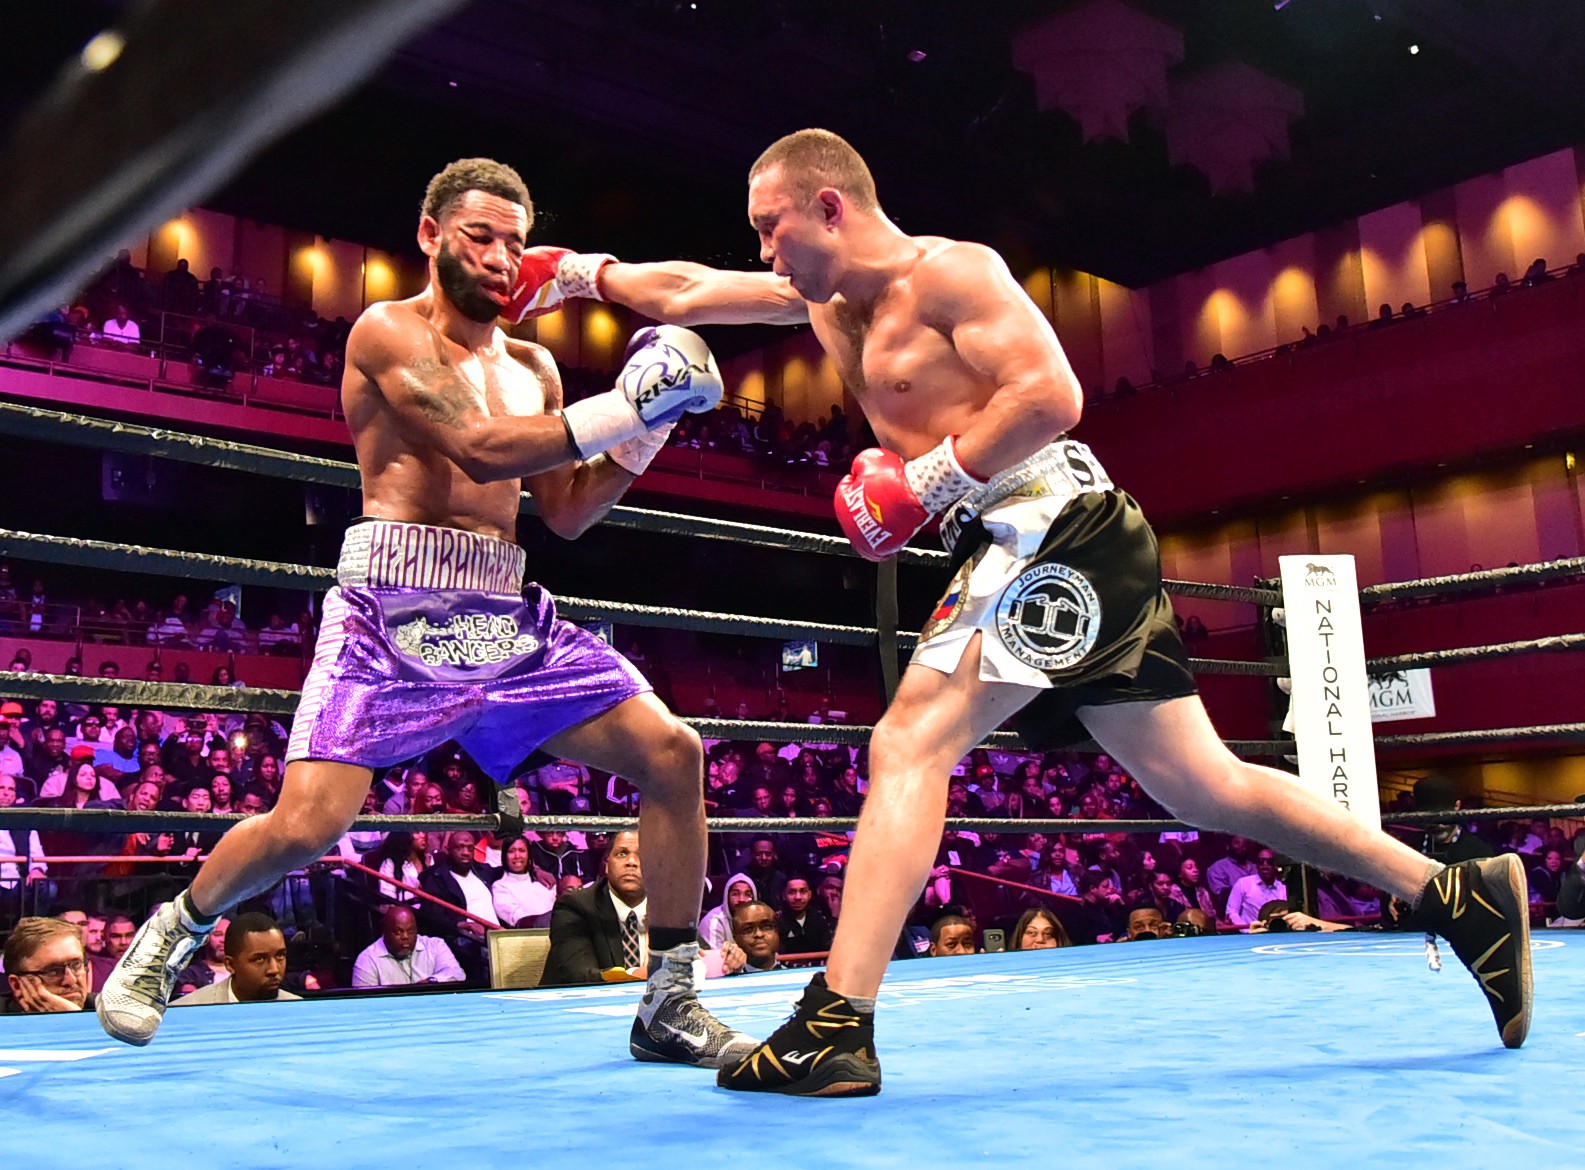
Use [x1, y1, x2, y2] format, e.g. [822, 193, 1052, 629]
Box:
[508, 129, 1533, 1095]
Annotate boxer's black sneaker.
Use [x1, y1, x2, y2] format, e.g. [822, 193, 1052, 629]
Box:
[1413, 854, 1533, 1049]
[717, 973, 881, 1097]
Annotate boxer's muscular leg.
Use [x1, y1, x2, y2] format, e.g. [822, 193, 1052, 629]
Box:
[189, 760, 373, 916]
[825, 633, 1041, 1001]
[544, 693, 705, 935]
[1078, 695, 1436, 901]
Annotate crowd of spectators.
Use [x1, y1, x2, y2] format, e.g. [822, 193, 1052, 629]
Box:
[16, 245, 1585, 467]
[666, 399, 861, 471]
[3, 668, 1582, 1016]
[1097, 255, 1585, 403]
[14, 248, 862, 471]
[0, 567, 309, 658]
[15, 249, 353, 390]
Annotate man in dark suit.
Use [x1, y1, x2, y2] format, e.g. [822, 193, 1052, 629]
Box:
[541, 831, 647, 987]
[418, 830, 501, 983]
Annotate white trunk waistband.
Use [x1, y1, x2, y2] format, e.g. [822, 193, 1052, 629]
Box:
[337, 519, 527, 593]
[939, 439, 1113, 552]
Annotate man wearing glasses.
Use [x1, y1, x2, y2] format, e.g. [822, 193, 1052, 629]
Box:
[3, 916, 93, 1013]
[728, 901, 783, 974]
[1225, 850, 1290, 928]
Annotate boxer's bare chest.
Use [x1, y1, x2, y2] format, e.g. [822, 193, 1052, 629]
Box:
[450, 336, 550, 421]
[812, 279, 993, 458]
[353, 331, 556, 534]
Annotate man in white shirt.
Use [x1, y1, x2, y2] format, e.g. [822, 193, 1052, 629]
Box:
[351, 906, 465, 987]
[418, 830, 501, 982]
[99, 305, 140, 346]
[1226, 849, 1289, 927]
[0, 773, 45, 892]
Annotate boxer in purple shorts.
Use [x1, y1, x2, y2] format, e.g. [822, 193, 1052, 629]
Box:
[99, 158, 766, 1068]
[285, 517, 649, 782]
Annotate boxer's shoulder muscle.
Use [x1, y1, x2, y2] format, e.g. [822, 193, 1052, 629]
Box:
[909, 239, 1016, 327]
[344, 299, 479, 425]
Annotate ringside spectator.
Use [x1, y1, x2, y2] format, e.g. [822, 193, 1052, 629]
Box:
[351, 905, 465, 987]
[3, 916, 93, 1013]
[172, 912, 300, 1005]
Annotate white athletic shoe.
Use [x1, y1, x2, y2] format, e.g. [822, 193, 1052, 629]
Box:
[96, 900, 207, 1046]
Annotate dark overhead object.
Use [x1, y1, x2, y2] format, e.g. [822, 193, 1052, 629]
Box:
[0, 0, 467, 344]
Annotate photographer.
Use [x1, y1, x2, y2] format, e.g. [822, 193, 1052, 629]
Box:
[1246, 900, 1350, 934]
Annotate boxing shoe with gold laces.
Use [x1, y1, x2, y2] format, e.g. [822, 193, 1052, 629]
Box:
[717, 973, 881, 1097]
[1413, 854, 1533, 1049]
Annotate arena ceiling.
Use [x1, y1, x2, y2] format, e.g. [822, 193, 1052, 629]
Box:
[11, 1, 1585, 290]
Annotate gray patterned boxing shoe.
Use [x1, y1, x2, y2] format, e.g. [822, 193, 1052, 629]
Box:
[96, 899, 207, 1046]
[630, 943, 757, 1068]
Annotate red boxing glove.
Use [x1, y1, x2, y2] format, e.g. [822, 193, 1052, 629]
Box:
[835, 449, 926, 562]
[834, 440, 983, 561]
[504, 247, 614, 323]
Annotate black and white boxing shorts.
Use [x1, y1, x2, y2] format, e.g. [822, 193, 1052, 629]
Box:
[910, 438, 1198, 749]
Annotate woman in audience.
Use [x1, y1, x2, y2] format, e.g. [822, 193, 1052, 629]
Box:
[253, 754, 282, 799]
[446, 778, 485, 816]
[369, 831, 429, 903]
[492, 836, 557, 928]
[1173, 856, 1217, 920]
[1032, 838, 1078, 898]
[39, 760, 122, 876]
[778, 783, 804, 817]
[1009, 907, 1072, 951]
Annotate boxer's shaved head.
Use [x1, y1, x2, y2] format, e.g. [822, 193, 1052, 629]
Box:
[423, 158, 534, 229]
[750, 129, 878, 212]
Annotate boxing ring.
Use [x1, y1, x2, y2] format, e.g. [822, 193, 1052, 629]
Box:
[3, 389, 1585, 1167]
[5, 5, 1585, 1158]
[6, 934, 1581, 1167]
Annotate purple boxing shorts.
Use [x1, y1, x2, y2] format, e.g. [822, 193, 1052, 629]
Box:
[285, 519, 649, 781]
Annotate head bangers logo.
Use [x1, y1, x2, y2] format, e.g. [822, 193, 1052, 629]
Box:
[995, 562, 1102, 671]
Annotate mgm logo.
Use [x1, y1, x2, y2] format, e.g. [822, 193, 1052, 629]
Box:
[1303, 561, 1339, 589]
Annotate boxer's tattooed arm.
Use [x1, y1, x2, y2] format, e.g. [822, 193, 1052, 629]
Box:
[401, 359, 481, 430]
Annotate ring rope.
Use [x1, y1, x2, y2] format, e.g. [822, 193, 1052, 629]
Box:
[1387, 802, 1585, 825]
[7, 803, 1583, 837]
[0, 810, 1186, 835]
[1166, 579, 1283, 607]
[0, 674, 1290, 755]
[1359, 556, 1585, 603]
[7, 675, 1571, 753]
[1366, 633, 1585, 673]
[0, 402, 875, 561]
[0, 402, 1278, 601]
[0, 528, 882, 647]
[1373, 723, 1585, 748]
[0, 527, 1282, 668]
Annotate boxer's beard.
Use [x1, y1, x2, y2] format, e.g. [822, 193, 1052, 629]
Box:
[436, 242, 501, 324]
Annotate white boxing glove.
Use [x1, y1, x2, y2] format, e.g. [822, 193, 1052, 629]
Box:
[560, 325, 723, 459]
